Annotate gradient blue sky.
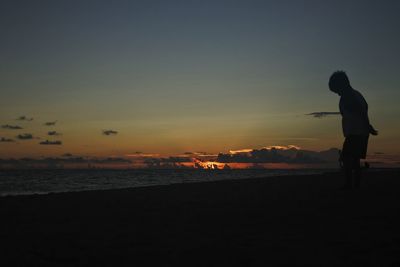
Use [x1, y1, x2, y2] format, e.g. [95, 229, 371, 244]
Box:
[1, 0, 399, 159]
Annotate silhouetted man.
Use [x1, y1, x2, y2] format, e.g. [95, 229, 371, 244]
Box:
[329, 71, 378, 189]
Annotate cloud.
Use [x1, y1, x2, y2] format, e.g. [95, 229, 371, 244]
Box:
[102, 129, 118, 136]
[2, 124, 23, 130]
[0, 137, 15, 142]
[144, 156, 193, 168]
[228, 146, 300, 155]
[138, 146, 339, 169]
[125, 152, 160, 157]
[48, 131, 62, 136]
[16, 116, 33, 121]
[145, 156, 193, 164]
[44, 121, 57, 126]
[62, 153, 74, 157]
[16, 133, 34, 140]
[194, 152, 218, 157]
[265, 145, 301, 150]
[216, 146, 339, 164]
[39, 140, 62, 145]
[181, 151, 218, 157]
[306, 112, 340, 118]
[91, 157, 131, 163]
[229, 148, 253, 154]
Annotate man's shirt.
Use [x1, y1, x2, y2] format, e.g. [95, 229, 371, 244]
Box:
[339, 89, 370, 137]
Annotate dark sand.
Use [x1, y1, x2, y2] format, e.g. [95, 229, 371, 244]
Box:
[1, 170, 400, 266]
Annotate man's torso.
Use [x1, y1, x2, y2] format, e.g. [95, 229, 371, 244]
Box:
[339, 89, 369, 137]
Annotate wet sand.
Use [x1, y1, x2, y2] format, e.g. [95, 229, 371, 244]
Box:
[1, 169, 400, 266]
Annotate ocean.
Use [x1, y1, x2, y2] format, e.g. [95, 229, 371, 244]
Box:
[0, 169, 328, 196]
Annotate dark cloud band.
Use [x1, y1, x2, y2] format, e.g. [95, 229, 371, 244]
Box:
[2, 124, 23, 130]
[17, 116, 33, 121]
[103, 130, 118, 136]
[0, 137, 15, 142]
[16, 133, 33, 140]
[44, 121, 57, 126]
[40, 140, 62, 145]
[306, 112, 340, 118]
[48, 131, 62, 136]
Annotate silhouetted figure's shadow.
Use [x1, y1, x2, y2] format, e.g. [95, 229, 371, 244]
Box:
[329, 71, 378, 189]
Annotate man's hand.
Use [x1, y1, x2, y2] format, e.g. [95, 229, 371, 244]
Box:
[369, 125, 378, 136]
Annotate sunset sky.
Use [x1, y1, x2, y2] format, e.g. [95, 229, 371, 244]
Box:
[1, 0, 399, 167]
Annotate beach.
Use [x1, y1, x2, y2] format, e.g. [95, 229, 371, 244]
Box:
[1, 169, 400, 266]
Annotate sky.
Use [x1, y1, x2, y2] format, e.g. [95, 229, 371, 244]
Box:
[1, 0, 399, 167]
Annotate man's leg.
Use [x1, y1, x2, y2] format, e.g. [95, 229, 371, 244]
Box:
[343, 157, 353, 189]
[353, 158, 361, 189]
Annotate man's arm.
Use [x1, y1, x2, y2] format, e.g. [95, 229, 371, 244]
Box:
[368, 124, 378, 135]
[344, 91, 378, 135]
[362, 111, 377, 135]
[362, 96, 378, 136]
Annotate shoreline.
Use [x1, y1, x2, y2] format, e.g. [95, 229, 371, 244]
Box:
[0, 168, 331, 198]
[1, 167, 396, 198]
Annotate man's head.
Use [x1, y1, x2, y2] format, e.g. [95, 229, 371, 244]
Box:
[329, 71, 351, 95]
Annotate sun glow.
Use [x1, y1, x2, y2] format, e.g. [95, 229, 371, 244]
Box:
[262, 145, 300, 150]
[194, 159, 227, 170]
[229, 149, 253, 154]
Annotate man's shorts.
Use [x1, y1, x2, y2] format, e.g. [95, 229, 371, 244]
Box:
[342, 135, 369, 159]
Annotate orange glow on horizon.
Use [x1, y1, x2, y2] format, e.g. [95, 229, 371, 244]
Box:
[229, 149, 253, 154]
[194, 160, 227, 170]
